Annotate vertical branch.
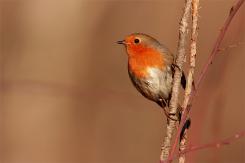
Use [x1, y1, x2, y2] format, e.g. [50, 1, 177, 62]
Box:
[179, 0, 200, 162]
[160, 0, 192, 162]
[168, 0, 245, 162]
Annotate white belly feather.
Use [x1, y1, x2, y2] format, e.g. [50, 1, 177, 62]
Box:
[146, 67, 173, 100]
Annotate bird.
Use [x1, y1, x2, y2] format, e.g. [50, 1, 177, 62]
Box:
[117, 33, 186, 120]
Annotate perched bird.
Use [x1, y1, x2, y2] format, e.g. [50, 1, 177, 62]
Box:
[117, 33, 186, 120]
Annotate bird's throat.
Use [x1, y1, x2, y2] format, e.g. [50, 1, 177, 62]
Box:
[128, 50, 165, 78]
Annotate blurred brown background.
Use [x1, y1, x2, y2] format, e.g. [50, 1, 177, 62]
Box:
[1, 0, 244, 163]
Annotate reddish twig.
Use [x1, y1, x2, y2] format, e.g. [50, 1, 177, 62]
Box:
[194, 0, 245, 93]
[169, 130, 245, 161]
[167, 0, 245, 162]
[218, 42, 245, 53]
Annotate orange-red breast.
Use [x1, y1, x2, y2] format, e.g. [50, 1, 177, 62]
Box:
[117, 33, 185, 118]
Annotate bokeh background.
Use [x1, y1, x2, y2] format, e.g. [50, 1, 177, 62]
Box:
[1, 0, 245, 163]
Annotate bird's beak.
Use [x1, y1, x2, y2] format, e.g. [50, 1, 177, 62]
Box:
[117, 40, 125, 45]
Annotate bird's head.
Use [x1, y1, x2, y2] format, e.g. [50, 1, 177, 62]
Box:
[117, 33, 162, 58]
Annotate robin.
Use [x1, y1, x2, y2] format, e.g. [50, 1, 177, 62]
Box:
[117, 33, 186, 120]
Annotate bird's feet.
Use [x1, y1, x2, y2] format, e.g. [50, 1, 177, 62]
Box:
[172, 63, 182, 71]
[159, 99, 179, 121]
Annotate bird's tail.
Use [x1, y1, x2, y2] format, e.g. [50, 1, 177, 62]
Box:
[180, 117, 191, 141]
[176, 104, 191, 140]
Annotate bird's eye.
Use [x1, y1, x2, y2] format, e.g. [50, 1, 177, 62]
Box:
[134, 38, 140, 44]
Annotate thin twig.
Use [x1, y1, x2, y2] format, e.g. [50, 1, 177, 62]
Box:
[194, 0, 245, 93]
[167, 0, 245, 162]
[160, 0, 192, 162]
[169, 130, 245, 161]
[179, 1, 200, 162]
[218, 42, 245, 52]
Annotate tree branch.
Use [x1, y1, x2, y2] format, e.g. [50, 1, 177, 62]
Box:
[167, 0, 245, 162]
[160, 0, 192, 162]
[179, 0, 199, 162]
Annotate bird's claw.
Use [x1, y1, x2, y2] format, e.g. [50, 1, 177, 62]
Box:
[172, 63, 182, 71]
[159, 99, 179, 121]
